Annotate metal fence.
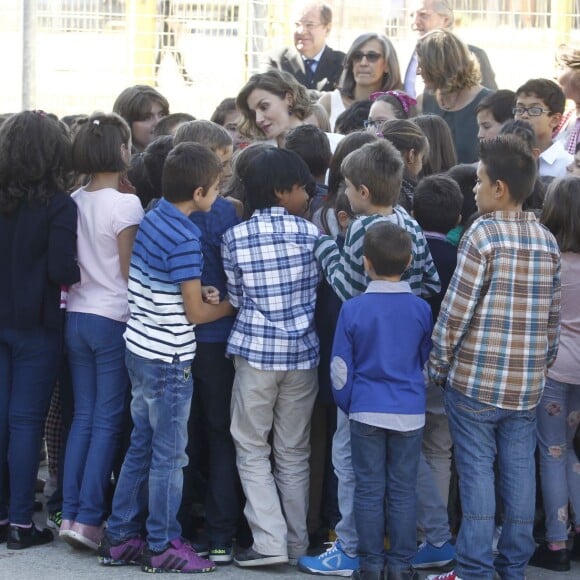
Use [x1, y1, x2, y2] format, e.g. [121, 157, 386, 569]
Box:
[1, 1, 579, 119]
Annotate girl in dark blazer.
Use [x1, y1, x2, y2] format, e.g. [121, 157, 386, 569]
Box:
[0, 111, 79, 549]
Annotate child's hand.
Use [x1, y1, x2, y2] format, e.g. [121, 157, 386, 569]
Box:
[118, 176, 136, 195]
[201, 285, 220, 305]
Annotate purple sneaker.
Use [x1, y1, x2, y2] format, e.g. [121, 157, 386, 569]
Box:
[141, 538, 216, 573]
[97, 534, 145, 566]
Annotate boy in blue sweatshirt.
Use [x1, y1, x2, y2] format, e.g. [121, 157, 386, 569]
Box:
[331, 222, 433, 580]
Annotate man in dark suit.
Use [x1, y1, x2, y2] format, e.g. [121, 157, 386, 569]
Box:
[404, 0, 497, 97]
[263, 2, 345, 93]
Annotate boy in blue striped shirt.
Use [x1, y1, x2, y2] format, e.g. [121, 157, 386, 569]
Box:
[99, 143, 234, 574]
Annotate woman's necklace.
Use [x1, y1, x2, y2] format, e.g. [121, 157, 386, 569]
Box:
[437, 88, 462, 111]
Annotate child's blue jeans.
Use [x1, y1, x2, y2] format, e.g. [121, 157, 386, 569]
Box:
[350, 420, 423, 574]
[106, 349, 193, 552]
[537, 376, 580, 542]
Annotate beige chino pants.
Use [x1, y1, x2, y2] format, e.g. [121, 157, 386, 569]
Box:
[230, 356, 318, 558]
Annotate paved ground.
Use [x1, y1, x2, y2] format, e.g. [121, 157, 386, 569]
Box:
[0, 495, 577, 580]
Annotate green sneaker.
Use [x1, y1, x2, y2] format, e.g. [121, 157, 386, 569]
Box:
[209, 545, 233, 564]
[46, 511, 62, 531]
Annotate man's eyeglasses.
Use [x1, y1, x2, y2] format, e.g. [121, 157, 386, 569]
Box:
[351, 51, 383, 63]
[294, 21, 323, 30]
[512, 106, 551, 117]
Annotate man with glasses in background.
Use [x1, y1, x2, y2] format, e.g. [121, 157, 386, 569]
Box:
[263, 1, 345, 93]
[404, 0, 497, 98]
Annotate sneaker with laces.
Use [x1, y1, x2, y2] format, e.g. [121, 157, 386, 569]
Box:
[46, 511, 63, 531]
[297, 540, 359, 576]
[98, 535, 146, 566]
[412, 541, 455, 569]
[209, 545, 233, 564]
[141, 538, 216, 573]
[426, 571, 463, 580]
[234, 546, 288, 567]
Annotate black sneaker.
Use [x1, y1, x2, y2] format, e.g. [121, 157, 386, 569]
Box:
[46, 510, 62, 531]
[7, 524, 54, 550]
[234, 546, 288, 567]
[0, 522, 8, 544]
[572, 533, 580, 561]
[209, 545, 233, 564]
[529, 543, 570, 572]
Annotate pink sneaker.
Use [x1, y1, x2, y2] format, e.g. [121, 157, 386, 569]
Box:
[61, 521, 104, 551]
[58, 519, 74, 541]
[427, 572, 463, 580]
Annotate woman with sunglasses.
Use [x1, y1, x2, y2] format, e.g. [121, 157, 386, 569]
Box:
[318, 32, 402, 131]
[416, 29, 492, 164]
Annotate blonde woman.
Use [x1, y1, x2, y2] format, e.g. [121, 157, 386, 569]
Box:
[416, 29, 492, 163]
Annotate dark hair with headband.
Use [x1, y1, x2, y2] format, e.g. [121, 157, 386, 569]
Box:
[370, 90, 417, 119]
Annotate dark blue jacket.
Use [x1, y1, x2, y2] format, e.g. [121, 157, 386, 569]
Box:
[331, 284, 433, 416]
[0, 192, 79, 330]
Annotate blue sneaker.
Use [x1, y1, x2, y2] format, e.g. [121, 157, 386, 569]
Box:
[412, 541, 455, 569]
[297, 540, 359, 576]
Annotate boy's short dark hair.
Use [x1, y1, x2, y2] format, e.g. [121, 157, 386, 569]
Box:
[363, 222, 412, 277]
[72, 112, 131, 174]
[413, 175, 463, 234]
[475, 89, 516, 123]
[515, 78, 566, 115]
[143, 135, 174, 195]
[284, 124, 332, 178]
[242, 148, 314, 212]
[162, 142, 222, 203]
[445, 164, 478, 226]
[334, 100, 372, 134]
[478, 135, 537, 204]
[341, 140, 404, 207]
[154, 112, 195, 137]
[174, 120, 233, 151]
[499, 119, 538, 150]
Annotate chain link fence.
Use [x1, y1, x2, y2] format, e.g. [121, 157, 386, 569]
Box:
[0, 1, 579, 119]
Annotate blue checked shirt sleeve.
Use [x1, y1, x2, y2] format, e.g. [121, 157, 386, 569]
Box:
[221, 235, 242, 309]
[428, 234, 485, 384]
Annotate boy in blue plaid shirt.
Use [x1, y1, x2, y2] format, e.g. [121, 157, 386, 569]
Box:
[221, 147, 321, 567]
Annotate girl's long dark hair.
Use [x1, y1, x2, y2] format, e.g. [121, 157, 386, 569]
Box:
[0, 111, 72, 213]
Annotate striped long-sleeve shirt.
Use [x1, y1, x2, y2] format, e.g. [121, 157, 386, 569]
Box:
[124, 198, 203, 363]
[429, 211, 561, 411]
[314, 207, 441, 301]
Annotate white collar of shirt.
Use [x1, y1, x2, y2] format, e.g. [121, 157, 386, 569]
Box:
[302, 46, 326, 65]
[540, 140, 572, 165]
[365, 280, 412, 294]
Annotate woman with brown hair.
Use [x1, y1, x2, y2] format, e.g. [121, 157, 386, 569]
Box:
[416, 29, 492, 163]
[236, 69, 312, 147]
[318, 32, 402, 131]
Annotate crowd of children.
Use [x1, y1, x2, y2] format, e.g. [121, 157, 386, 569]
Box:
[1, 7, 580, 580]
